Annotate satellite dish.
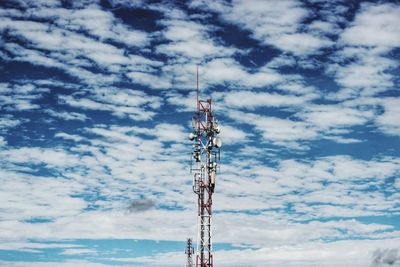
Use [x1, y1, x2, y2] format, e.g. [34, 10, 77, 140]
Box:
[213, 137, 222, 148]
[189, 133, 195, 141]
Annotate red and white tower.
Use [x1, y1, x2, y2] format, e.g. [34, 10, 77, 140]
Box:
[189, 68, 221, 267]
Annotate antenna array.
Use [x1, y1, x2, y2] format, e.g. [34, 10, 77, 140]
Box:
[187, 66, 222, 267]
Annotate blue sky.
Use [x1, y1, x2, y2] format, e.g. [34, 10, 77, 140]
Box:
[0, 0, 399, 266]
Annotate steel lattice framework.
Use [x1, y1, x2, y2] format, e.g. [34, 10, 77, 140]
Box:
[189, 72, 221, 267]
[185, 238, 194, 267]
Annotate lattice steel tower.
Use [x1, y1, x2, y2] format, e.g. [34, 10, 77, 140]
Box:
[185, 238, 194, 267]
[189, 67, 221, 267]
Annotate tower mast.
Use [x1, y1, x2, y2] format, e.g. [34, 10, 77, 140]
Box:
[189, 67, 221, 267]
[185, 238, 194, 267]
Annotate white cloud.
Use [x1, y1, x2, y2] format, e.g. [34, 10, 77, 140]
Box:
[191, 0, 333, 55]
[59, 87, 162, 120]
[0, 5, 161, 89]
[298, 104, 372, 129]
[156, 18, 236, 60]
[227, 110, 318, 149]
[374, 98, 400, 136]
[340, 3, 400, 48]
[0, 115, 22, 132]
[108, 0, 144, 8]
[0, 19, 125, 65]
[271, 32, 333, 55]
[55, 132, 85, 142]
[216, 154, 400, 221]
[218, 124, 248, 145]
[45, 109, 88, 121]
[106, 123, 188, 143]
[166, 91, 198, 111]
[323, 136, 362, 144]
[8, 0, 62, 8]
[11, 5, 149, 49]
[122, 238, 400, 267]
[0, 170, 86, 221]
[328, 3, 400, 100]
[2, 40, 118, 85]
[0, 260, 120, 267]
[0, 241, 81, 253]
[161, 56, 288, 91]
[266, 54, 297, 69]
[60, 248, 97, 255]
[327, 47, 398, 99]
[202, 58, 282, 88]
[55, 7, 149, 47]
[0, 147, 80, 167]
[0, 136, 6, 147]
[215, 90, 317, 109]
[0, 82, 48, 111]
[340, 97, 400, 137]
[126, 71, 172, 89]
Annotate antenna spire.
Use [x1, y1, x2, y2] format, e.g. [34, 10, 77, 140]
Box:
[196, 65, 199, 110]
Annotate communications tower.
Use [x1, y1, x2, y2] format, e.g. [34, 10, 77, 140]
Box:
[189, 67, 221, 267]
[185, 238, 194, 267]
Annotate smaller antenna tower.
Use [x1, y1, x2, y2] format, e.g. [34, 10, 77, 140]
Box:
[185, 238, 194, 267]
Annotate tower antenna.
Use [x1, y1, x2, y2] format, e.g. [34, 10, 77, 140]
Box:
[188, 67, 222, 267]
[196, 65, 199, 110]
[185, 238, 194, 267]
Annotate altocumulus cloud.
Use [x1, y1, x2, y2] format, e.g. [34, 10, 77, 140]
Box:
[0, 0, 399, 266]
